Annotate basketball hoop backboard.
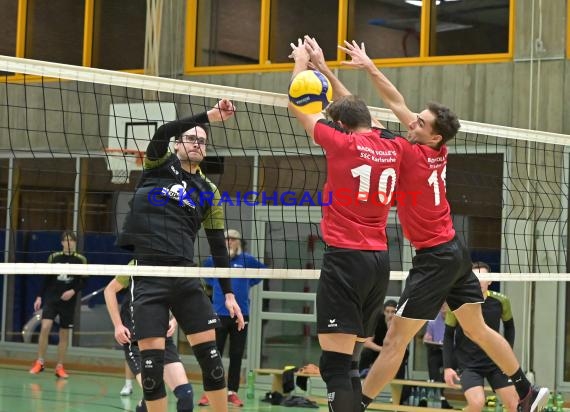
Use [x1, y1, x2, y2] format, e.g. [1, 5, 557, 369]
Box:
[106, 102, 176, 183]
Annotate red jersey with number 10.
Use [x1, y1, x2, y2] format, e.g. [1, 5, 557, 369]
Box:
[396, 137, 455, 249]
[314, 120, 405, 250]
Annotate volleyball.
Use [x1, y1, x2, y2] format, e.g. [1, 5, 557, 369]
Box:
[288, 70, 333, 114]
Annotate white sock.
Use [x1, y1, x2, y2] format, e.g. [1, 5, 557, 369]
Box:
[124, 379, 133, 387]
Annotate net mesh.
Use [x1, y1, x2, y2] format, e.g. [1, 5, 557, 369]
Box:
[0, 55, 569, 277]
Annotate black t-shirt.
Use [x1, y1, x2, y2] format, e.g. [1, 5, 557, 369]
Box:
[39, 252, 87, 299]
[117, 114, 225, 262]
[371, 314, 389, 345]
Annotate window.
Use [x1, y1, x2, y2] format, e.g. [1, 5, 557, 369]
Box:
[25, 0, 85, 65]
[348, 0, 421, 59]
[0, 0, 18, 57]
[269, 0, 339, 63]
[91, 0, 146, 70]
[195, 0, 261, 67]
[430, 0, 510, 56]
[185, 0, 513, 74]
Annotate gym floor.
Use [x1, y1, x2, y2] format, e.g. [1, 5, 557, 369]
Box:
[0, 364, 324, 411]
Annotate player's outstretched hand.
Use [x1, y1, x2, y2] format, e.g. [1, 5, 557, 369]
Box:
[339, 40, 375, 71]
[114, 324, 131, 345]
[288, 37, 310, 65]
[224, 293, 245, 331]
[208, 99, 236, 122]
[304, 36, 328, 73]
[443, 368, 460, 386]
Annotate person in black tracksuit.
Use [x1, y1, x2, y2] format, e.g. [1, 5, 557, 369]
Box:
[117, 99, 244, 412]
[29, 231, 87, 379]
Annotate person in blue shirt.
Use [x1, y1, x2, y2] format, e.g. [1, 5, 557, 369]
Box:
[198, 229, 266, 407]
[424, 304, 448, 382]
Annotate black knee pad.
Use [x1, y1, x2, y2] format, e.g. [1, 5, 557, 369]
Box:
[319, 351, 353, 390]
[193, 341, 225, 391]
[140, 349, 167, 401]
[174, 383, 194, 412]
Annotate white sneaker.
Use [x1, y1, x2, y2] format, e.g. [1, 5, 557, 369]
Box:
[120, 384, 133, 396]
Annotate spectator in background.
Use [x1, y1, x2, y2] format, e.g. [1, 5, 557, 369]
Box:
[424, 303, 448, 382]
[359, 300, 405, 377]
[359, 300, 411, 405]
[29, 231, 87, 379]
[424, 303, 453, 409]
[443, 262, 519, 412]
[199, 229, 266, 407]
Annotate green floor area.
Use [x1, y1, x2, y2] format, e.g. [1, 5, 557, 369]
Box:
[0, 364, 325, 411]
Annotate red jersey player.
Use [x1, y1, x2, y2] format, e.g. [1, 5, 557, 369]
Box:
[289, 37, 407, 412]
[340, 40, 548, 412]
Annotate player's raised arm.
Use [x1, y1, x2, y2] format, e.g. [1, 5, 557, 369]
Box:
[304, 36, 351, 100]
[339, 40, 415, 129]
[288, 38, 324, 141]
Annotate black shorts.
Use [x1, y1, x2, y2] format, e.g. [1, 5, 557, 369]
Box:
[124, 337, 181, 376]
[42, 295, 77, 328]
[317, 247, 390, 337]
[459, 366, 513, 392]
[397, 236, 483, 320]
[131, 254, 220, 340]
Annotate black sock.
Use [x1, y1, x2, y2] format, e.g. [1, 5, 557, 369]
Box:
[509, 368, 531, 399]
[361, 394, 373, 411]
[173, 383, 193, 412]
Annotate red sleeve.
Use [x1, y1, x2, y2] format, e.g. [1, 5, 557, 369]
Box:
[314, 119, 351, 154]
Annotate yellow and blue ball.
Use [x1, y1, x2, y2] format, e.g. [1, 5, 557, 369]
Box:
[288, 70, 333, 114]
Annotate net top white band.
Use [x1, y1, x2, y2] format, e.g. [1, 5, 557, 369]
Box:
[0, 263, 568, 282]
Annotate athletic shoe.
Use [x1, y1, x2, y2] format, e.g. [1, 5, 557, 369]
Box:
[29, 360, 44, 374]
[198, 393, 209, 406]
[228, 392, 244, 407]
[120, 384, 133, 396]
[54, 364, 69, 379]
[517, 385, 549, 412]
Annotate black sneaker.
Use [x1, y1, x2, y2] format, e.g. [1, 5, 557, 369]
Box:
[517, 386, 549, 412]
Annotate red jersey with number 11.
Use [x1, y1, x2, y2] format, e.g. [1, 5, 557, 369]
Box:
[314, 120, 405, 250]
[396, 137, 455, 249]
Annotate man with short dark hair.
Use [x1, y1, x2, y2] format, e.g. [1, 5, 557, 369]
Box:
[339, 41, 548, 412]
[29, 231, 87, 379]
[289, 36, 408, 412]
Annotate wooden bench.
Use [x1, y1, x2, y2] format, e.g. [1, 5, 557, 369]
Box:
[390, 378, 493, 406]
[310, 395, 458, 412]
[255, 371, 495, 410]
[254, 368, 320, 393]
